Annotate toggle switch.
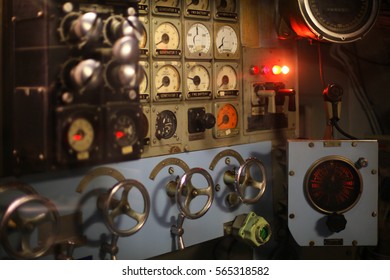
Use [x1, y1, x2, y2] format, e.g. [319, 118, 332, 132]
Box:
[276, 88, 296, 112]
[256, 90, 276, 114]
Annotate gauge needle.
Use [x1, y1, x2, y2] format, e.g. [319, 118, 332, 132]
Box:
[218, 37, 225, 49]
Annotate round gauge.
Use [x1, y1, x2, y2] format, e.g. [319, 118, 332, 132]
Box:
[186, 23, 211, 55]
[155, 110, 177, 140]
[305, 156, 362, 214]
[139, 24, 147, 49]
[113, 114, 137, 147]
[216, 0, 236, 13]
[186, 0, 209, 10]
[215, 25, 238, 56]
[280, 0, 380, 42]
[154, 0, 179, 7]
[67, 118, 95, 153]
[154, 22, 180, 50]
[217, 65, 237, 90]
[155, 65, 181, 93]
[139, 67, 148, 94]
[216, 103, 238, 130]
[187, 65, 210, 92]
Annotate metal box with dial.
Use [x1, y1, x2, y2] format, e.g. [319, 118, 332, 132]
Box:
[214, 0, 238, 21]
[152, 61, 183, 102]
[139, 17, 150, 58]
[214, 23, 240, 60]
[287, 140, 378, 247]
[139, 61, 150, 102]
[213, 101, 240, 139]
[152, 18, 182, 58]
[214, 62, 240, 99]
[184, 21, 213, 59]
[184, 62, 212, 100]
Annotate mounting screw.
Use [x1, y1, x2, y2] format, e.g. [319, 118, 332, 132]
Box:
[289, 171, 295, 176]
[289, 213, 295, 219]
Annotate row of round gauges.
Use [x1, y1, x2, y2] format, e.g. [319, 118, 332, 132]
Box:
[146, 102, 240, 144]
[138, 0, 238, 20]
[138, 61, 240, 102]
[138, 18, 240, 60]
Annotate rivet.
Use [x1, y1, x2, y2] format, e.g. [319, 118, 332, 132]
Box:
[289, 213, 295, 219]
[289, 171, 295, 176]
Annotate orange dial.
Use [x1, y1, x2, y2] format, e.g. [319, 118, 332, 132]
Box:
[216, 103, 238, 130]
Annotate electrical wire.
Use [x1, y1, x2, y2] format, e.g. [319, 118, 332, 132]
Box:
[331, 120, 357, 140]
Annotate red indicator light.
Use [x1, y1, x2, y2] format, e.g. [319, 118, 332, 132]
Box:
[250, 65, 260, 75]
[115, 131, 125, 139]
[73, 134, 83, 141]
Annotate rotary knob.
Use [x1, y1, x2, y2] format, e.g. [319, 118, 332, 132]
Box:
[70, 59, 103, 91]
[200, 113, 216, 130]
[112, 36, 140, 63]
[69, 12, 103, 44]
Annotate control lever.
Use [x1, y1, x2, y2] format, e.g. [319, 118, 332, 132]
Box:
[0, 195, 60, 259]
[223, 158, 267, 205]
[170, 168, 214, 250]
[276, 88, 296, 112]
[97, 179, 150, 259]
[256, 90, 276, 114]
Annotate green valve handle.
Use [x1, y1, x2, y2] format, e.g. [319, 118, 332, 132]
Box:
[232, 212, 271, 247]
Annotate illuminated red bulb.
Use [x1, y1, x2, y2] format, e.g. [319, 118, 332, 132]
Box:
[73, 133, 83, 141]
[115, 131, 125, 139]
[250, 65, 260, 75]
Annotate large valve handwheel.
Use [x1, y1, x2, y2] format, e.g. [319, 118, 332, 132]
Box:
[0, 195, 60, 259]
[176, 168, 214, 220]
[102, 179, 150, 237]
[235, 158, 267, 204]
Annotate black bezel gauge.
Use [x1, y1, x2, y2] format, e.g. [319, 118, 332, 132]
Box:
[280, 0, 380, 43]
[304, 156, 362, 214]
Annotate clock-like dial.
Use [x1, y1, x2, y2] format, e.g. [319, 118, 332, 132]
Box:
[216, 103, 238, 131]
[113, 114, 137, 149]
[155, 110, 177, 140]
[215, 25, 238, 56]
[186, 22, 212, 58]
[217, 65, 237, 90]
[216, 0, 236, 13]
[305, 156, 362, 214]
[154, 22, 180, 50]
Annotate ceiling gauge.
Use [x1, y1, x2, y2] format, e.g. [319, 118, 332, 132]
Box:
[185, 22, 212, 59]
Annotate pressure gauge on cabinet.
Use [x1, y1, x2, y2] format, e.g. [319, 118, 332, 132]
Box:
[215, 0, 238, 20]
[185, 0, 210, 18]
[139, 17, 149, 57]
[67, 118, 95, 156]
[152, 20, 182, 58]
[185, 21, 213, 59]
[213, 102, 240, 138]
[214, 23, 240, 59]
[214, 63, 240, 98]
[152, 0, 180, 16]
[185, 62, 212, 100]
[152, 62, 182, 101]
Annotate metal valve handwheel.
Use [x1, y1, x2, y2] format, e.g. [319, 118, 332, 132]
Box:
[0, 195, 60, 259]
[101, 179, 150, 237]
[176, 168, 215, 220]
[235, 158, 267, 204]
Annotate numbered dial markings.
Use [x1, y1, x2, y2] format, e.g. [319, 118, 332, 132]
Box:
[155, 110, 177, 140]
[186, 23, 211, 57]
[216, 103, 238, 131]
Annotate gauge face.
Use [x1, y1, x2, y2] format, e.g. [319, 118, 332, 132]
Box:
[187, 65, 210, 92]
[67, 118, 95, 153]
[139, 24, 148, 49]
[154, 22, 180, 50]
[186, 23, 211, 56]
[305, 157, 362, 214]
[217, 65, 237, 90]
[113, 114, 137, 148]
[216, 0, 236, 13]
[139, 67, 148, 94]
[155, 65, 181, 93]
[216, 103, 238, 131]
[154, 0, 179, 7]
[155, 110, 177, 140]
[307, 0, 373, 34]
[215, 25, 238, 57]
[186, 0, 209, 10]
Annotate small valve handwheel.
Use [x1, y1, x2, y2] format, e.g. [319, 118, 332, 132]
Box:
[0, 195, 60, 259]
[176, 168, 214, 220]
[235, 158, 267, 204]
[101, 179, 150, 237]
